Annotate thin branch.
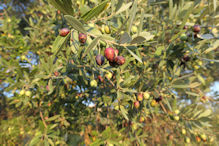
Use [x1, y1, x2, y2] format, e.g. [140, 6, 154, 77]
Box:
[40, 111, 47, 129]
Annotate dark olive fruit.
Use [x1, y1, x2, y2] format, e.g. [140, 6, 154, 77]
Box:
[183, 55, 190, 62]
[104, 48, 115, 62]
[59, 28, 70, 37]
[115, 56, 125, 65]
[95, 55, 105, 66]
[109, 61, 117, 67]
[193, 25, 201, 33]
[155, 96, 162, 102]
[183, 25, 188, 30]
[78, 33, 87, 44]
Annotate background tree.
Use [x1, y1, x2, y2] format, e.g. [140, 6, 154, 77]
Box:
[0, 0, 218, 145]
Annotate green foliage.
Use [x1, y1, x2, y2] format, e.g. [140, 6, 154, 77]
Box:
[0, 0, 219, 145]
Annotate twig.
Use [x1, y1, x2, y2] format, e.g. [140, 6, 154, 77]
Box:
[40, 111, 47, 129]
[160, 102, 167, 114]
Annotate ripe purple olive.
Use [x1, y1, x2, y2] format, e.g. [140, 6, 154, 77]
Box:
[95, 55, 105, 66]
[59, 28, 70, 37]
[78, 33, 87, 44]
[193, 25, 201, 33]
[109, 61, 117, 67]
[104, 48, 115, 62]
[155, 96, 162, 102]
[183, 25, 188, 30]
[183, 55, 190, 62]
[115, 56, 125, 65]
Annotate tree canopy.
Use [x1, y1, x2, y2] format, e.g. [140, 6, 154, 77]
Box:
[0, 0, 218, 145]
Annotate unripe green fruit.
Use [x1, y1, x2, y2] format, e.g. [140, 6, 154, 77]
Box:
[210, 137, 214, 142]
[197, 60, 203, 66]
[25, 90, 32, 97]
[186, 137, 190, 143]
[174, 116, 179, 121]
[88, 23, 95, 27]
[143, 92, 150, 99]
[131, 26, 138, 33]
[115, 105, 119, 110]
[21, 55, 27, 61]
[104, 25, 110, 34]
[106, 72, 113, 80]
[132, 123, 138, 130]
[180, 33, 187, 41]
[174, 109, 180, 115]
[19, 90, 25, 96]
[90, 80, 97, 87]
[139, 116, 144, 123]
[200, 134, 207, 141]
[182, 129, 186, 135]
[7, 18, 12, 23]
[194, 65, 199, 69]
[151, 100, 157, 107]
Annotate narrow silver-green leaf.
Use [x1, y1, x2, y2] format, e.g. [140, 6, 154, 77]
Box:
[115, 0, 124, 12]
[172, 82, 200, 88]
[125, 47, 142, 63]
[82, 36, 101, 58]
[138, 9, 144, 35]
[115, 2, 132, 15]
[130, 36, 146, 44]
[198, 34, 214, 40]
[120, 32, 132, 44]
[186, 91, 200, 97]
[120, 106, 129, 120]
[45, 115, 60, 122]
[48, 0, 74, 15]
[203, 40, 219, 54]
[81, 0, 109, 22]
[64, 15, 86, 33]
[52, 34, 70, 54]
[213, 0, 216, 12]
[128, 1, 137, 34]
